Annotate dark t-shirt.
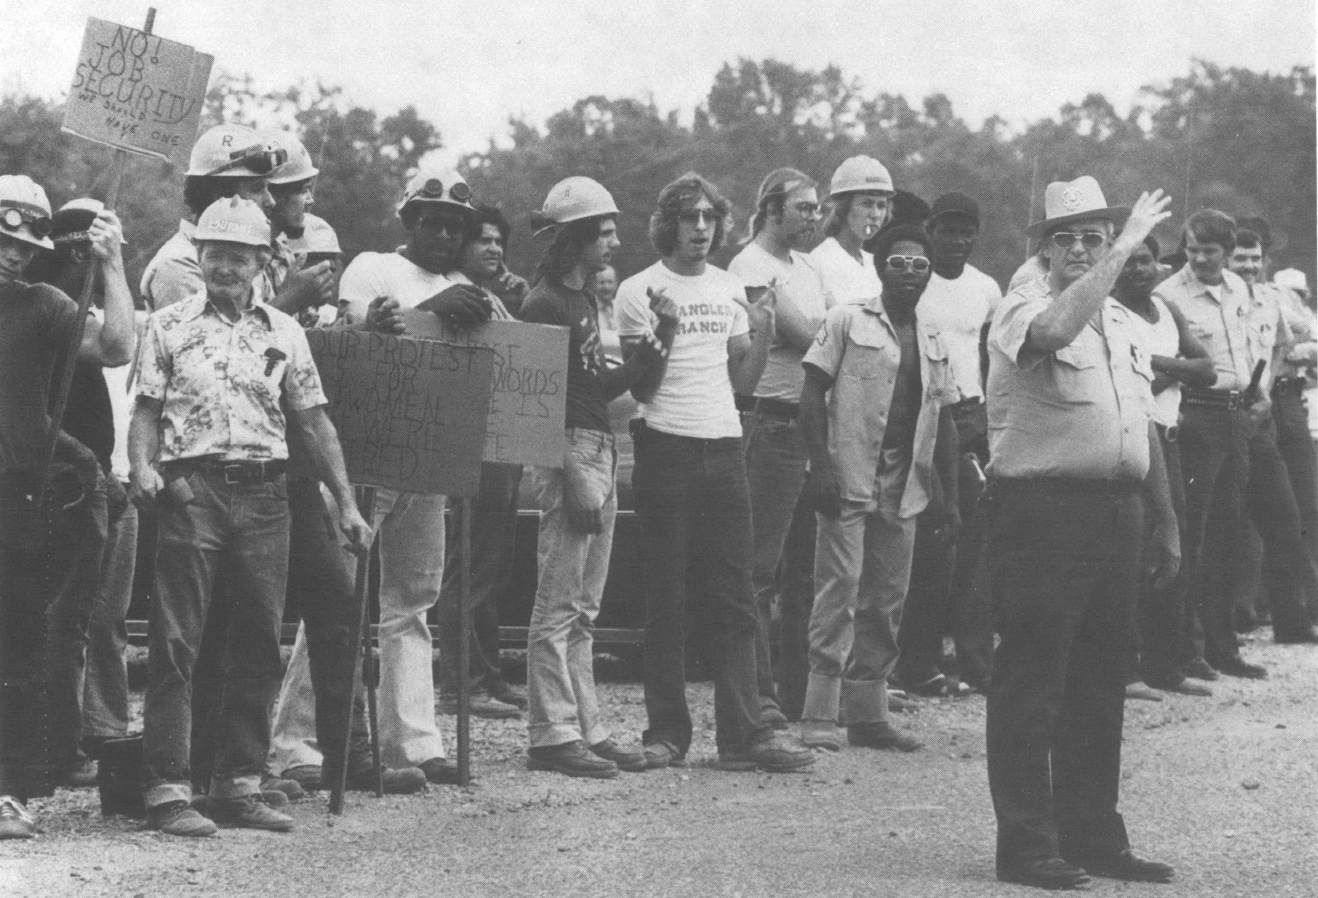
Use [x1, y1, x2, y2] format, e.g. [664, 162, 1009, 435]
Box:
[0, 281, 78, 473]
[519, 278, 610, 433]
[59, 360, 114, 474]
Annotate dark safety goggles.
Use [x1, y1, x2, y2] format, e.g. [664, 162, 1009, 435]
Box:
[885, 254, 931, 273]
[0, 204, 53, 238]
[1050, 231, 1107, 251]
[414, 178, 472, 203]
[204, 143, 290, 177]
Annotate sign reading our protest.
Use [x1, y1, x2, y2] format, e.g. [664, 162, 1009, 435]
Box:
[402, 310, 569, 467]
[305, 329, 494, 497]
[62, 18, 213, 167]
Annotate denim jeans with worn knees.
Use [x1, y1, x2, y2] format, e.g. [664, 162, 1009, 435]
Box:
[527, 429, 617, 749]
[633, 424, 766, 755]
[142, 471, 289, 808]
[742, 412, 809, 718]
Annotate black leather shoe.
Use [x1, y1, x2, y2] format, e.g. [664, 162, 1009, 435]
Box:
[996, 857, 1091, 890]
[1066, 848, 1173, 883]
[1215, 657, 1267, 679]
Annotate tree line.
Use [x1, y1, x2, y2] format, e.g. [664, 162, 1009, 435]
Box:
[2, 59, 1312, 294]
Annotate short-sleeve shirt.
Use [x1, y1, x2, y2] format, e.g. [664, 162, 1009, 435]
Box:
[1154, 266, 1264, 391]
[810, 236, 881, 307]
[1129, 296, 1183, 429]
[915, 263, 1002, 402]
[140, 219, 281, 311]
[802, 296, 957, 516]
[0, 282, 78, 473]
[728, 242, 831, 403]
[136, 292, 326, 463]
[987, 278, 1154, 480]
[519, 278, 610, 433]
[1273, 281, 1317, 379]
[339, 251, 455, 322]
[615, 261, 748, 439]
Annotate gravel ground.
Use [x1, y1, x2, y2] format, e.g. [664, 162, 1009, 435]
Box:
[3, 631, 1316, 898]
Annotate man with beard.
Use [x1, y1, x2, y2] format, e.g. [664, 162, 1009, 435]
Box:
[728, 169, 831, 729]
[798, 225, 959, 753]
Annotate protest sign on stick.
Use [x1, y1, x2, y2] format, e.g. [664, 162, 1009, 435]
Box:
[401, 310, 569, 468]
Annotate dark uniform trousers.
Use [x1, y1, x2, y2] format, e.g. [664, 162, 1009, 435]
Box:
[985, 482, 1142, 865]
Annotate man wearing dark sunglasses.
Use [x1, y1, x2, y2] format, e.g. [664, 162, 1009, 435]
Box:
[984, 177, 1177, 889]
[729, 168, 833, 730]
[0, 175, 135, 839]
[798, 224, 959, 754]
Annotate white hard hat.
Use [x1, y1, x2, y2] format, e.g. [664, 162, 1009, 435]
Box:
[1274, 268, 1309, 297]
[186, 124, 286, 178]
[288, 213, 341, 255]
[266, 132, 319, 185]
[535, 177, 618, 235]
[195, 196, 272, 248]
[0, 174, 55, 249]
[398, 167, 474, 215]
[828, 156, 894, 198]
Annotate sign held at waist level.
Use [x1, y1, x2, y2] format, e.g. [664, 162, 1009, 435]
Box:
[62, 17, 213, 167]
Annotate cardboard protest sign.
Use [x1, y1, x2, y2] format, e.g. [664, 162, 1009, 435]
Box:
[62, 18, 213, 167]
[305, 329, 494, 497]
[402, 310, 569, 467]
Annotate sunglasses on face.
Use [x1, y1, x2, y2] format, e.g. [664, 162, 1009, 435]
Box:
[415, 214, 467, 235]
[203, 143, 289, 177]
[678, 209, 719, 225]
[0, 204, 52, 238]
[1050, 231, 1107, 251]
[885, 255, 931, 273]
[792, 201, 822, 218]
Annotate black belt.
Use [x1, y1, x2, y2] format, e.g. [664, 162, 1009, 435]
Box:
[948, 396, 984, 412]
[990, 477, 1141, 497]
[1183, 388, 1244, 410]
[734, 394, 755, 413]
[1272, 376, 1310, 398]
[749, 397, 799, 420]
[166, 458, 287, 484]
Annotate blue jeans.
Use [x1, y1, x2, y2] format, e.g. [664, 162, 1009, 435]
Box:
[742, 411, 809, 719]
[632, 422, 767, 754]
[142, 469, 290, 808]
[80, 493, 138, 739]
[527, 429, 617, 749]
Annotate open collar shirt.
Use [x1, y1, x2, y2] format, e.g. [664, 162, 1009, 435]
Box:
[136, 291, 325, 464]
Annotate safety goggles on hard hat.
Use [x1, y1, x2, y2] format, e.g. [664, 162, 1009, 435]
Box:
[203, 144, 289, 178]
[411, 178, 472, 205]
[0, 203, 53, 239]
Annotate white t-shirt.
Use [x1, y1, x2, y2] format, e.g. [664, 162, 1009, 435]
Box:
[616, 261, 749, 439]
[727, 242, 830, 403]
[1132, 295, 1182, 428]
[339, 251, 455, 320]
[916, 263, 1003, 402]
[810, 236, 881, 307]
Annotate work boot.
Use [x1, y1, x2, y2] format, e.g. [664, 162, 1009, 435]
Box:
[148, 800, 217, 838]
[207, 794, 294, 832]
[800, 720, 844, 752]
[527, 740, 619, 779]
[589, 738, 647, 772]
[848, 721, 923, 752]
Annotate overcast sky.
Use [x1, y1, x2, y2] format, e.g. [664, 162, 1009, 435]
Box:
[2, 0, 1313, 157]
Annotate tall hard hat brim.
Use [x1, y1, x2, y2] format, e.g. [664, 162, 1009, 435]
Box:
[396, 196, 475, 215]
[268, 165, 320, 185]
[531, 207, 619, 237]
[0, 228, 54, 251]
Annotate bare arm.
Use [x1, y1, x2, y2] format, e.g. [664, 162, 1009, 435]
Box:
[1143, 421, 1180, 588]
[1150, 299, 1216, 392]
[127, 396, 164, 505]
[1024, 191, 1172, 353]
[287, 404, 372, 555]
[77, 211, 136, 367]
[773, 281, 825, 353]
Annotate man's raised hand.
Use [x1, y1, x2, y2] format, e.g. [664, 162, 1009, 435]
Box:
[1120, 190, 1173, 248]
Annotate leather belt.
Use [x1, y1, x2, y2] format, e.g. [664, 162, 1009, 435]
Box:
[1183, 388, 1244, 410]
[990, 477, 1141, 497]
[167, 458, 287, 484]
[749, 397, 800, 420]
[949, 396, 984, 411]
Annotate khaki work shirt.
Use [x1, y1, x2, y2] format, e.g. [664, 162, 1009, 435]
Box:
[803, 295, 957, 516]
[1155, 266, 1271, 391]
[986, 278, 1154, 481]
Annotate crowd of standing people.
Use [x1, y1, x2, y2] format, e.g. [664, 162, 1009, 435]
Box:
[1, 115, 1314, 890]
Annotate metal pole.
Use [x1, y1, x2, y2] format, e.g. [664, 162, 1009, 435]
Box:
[457, 496, 473, 786]
[329, 484, 375, 814]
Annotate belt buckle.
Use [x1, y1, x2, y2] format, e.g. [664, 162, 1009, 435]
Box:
[223, 464, 243, 485]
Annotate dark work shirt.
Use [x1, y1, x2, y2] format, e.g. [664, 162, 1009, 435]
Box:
[1, 281, 78, 473]
[59, 361, 114, 475]
[519, 278, 610, 433]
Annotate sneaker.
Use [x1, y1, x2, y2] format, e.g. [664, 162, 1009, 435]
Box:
[148, 800, 217, 838]
[1125, 682, 1164, 702]
[589, 738, 648, 772]
[0, 796, 36, 839]
[281, 765, 323, 792]
[260, 775, 306, 801]
[720, 733, 815, 772]
[527, 740, 619, 779]
[419, 757, 465, 785]
[1180, 657, 1219, 681]
[345, 765, 427, 794]
[438, 691, 522, 719]
[848, 722, 923, 752]
[487, 681, 528, 709]
[642, 740, 687, 769]
[207, 794, 294, 832]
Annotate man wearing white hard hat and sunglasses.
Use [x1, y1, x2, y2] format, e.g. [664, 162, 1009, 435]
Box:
[0, 174, 135, 839]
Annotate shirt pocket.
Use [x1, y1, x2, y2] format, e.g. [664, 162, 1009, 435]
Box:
[1051, 343, 1100, 403]
[922, 334, 958, 402]
[840, 329, 888, 379]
